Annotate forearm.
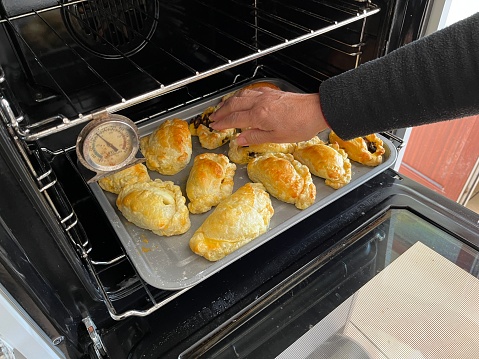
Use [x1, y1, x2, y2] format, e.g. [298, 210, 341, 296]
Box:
[319, 12, 479, 139]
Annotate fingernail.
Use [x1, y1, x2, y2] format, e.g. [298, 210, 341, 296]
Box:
[236, 136, 248, 146]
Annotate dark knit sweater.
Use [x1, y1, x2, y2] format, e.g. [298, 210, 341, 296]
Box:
[319, 12, 479, 140]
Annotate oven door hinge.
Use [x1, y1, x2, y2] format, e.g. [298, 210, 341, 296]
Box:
[82, 317, 107, 358]
[380, 131, 405, 151]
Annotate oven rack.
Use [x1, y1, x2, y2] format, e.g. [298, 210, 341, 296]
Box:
[2, 130, 191, 320]
[0, 0, 380, 141]
[0, 79, 189, 319]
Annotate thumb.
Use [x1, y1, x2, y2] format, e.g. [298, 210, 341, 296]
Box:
[237, 129, 274, 146]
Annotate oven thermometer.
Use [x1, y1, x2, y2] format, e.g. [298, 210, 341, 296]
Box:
[76, 114, 144, 183]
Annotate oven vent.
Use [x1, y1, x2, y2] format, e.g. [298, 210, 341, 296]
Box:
[63, 0, 159, 59]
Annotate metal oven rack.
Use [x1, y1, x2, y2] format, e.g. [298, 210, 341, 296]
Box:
[1, 0, 379, 141]
[0, 0, 381, 320]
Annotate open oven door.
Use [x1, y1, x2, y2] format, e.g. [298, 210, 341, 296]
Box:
[149, 169, 479, 359]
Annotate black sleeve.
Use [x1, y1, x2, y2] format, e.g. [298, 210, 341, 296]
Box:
[319, 12, 479, 140]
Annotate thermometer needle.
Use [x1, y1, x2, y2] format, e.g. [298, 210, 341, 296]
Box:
[97, 134, 119, 152]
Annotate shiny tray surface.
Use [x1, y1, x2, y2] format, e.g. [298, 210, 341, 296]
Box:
[90, 79, 397, 290]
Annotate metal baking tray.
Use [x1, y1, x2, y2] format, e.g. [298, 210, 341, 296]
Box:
[89, 78, 397, 290]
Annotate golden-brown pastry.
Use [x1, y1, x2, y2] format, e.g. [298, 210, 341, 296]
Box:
[98, 163, 150, 194]
[189, 106, 235, 149]
[247, 153, 316, 209]
[189, 183, 274, 261]
[140, 118, 192, 175]
[116, 179, 190, 237]
[228, 134, 296, 164]
[329, 131, 385, 167]
[293, 136, 352, 189]
[186, 153, 237, 214]
[221, 81, 281, 102]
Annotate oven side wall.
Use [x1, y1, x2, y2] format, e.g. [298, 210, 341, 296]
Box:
[0, 123, 107, 358]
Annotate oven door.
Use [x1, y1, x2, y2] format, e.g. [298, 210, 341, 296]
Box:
[126, 169, 479, 359]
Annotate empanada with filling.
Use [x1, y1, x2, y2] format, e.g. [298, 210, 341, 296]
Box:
[294, 136, 352, 189]
[247, 153, 316, 209]
[186, 153, 237, 214]
[98, 163, 150, 194]
[329, 131, 385, 167]
[228, 134, 296, 164]
[189, 183, 274, 261]
[189, 106, 235, 149]
[140, 118, 192, 175]
[116, 179, 190, 237]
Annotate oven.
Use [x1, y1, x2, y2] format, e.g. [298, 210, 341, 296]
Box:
[1, 1, 478, 358]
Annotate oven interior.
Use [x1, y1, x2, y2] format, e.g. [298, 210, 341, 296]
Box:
[0, 0, 394, 317]
[1, 0, 388, 140]
[0, 0, 432, 357]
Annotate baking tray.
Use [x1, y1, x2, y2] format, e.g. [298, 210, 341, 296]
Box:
[89, 78, 397, 290]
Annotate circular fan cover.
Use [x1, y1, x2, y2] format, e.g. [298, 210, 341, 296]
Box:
[62, 0, 159, 59]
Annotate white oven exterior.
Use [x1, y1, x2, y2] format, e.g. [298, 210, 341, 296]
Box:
[0, 283, 65, 359]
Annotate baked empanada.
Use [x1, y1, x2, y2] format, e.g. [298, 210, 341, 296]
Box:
[116, 179, 190, 237]
[140, 118, 192, 175]
[186, 153, 237, 214]
[189, 106, 235, 149]
[98, 163, 150, 194]
[189, 183, 274, 261]
[294, 136, 352, 189]
[329, 131, 385, 167]
[228, 134, 296, 164]
[247, 153, 316, 209]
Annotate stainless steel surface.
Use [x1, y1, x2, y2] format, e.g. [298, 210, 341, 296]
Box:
[89, 78, 397, 290]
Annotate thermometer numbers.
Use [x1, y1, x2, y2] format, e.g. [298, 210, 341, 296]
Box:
[83, 122, 136, 169]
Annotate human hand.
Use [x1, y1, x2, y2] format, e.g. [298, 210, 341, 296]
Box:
[209, 87, 329, 146]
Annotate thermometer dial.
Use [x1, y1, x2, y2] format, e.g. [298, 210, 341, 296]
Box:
[76, 114, 143, 182]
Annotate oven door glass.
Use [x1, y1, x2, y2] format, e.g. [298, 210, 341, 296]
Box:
[180, 208, 479, 359]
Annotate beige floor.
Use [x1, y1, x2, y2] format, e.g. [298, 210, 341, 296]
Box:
[344, 242, 479, 359]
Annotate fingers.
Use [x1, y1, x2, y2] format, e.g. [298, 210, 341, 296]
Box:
[210, 96, 260, 131]
[239, 87, 277, 95]
[210, 110, 250, 131]
[236, 128, 275, 146]
[210, 87, 279, 126]
[208, 89, 327, 146]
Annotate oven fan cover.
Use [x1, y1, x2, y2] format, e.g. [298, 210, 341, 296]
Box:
[62, 0, 159, 59]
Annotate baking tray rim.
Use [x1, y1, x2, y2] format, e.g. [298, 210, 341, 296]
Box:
[89, 78, 397, 291]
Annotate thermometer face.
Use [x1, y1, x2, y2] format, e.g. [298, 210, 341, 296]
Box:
[81, 119, 139, 172]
